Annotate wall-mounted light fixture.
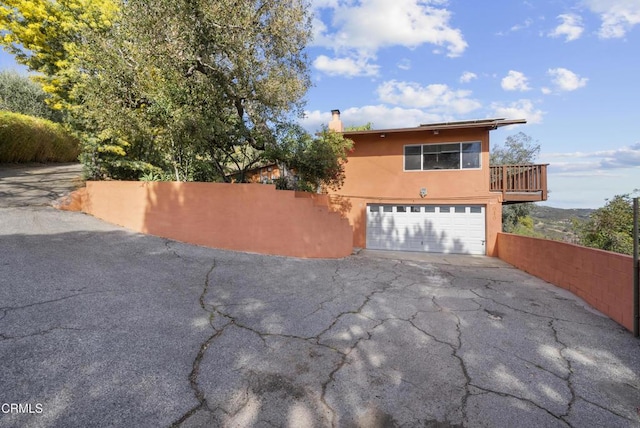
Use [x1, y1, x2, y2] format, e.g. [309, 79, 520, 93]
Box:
[380, 133, 386, 138]
[420, 188, 427, 198]
[433, 130, 439, 135]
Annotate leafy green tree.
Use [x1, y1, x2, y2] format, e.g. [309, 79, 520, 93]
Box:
[575, 194, 634, 255]
[491, 132, 542, 233]
[73, 0, 312, 181]
[268, 126, 353, 192]
[490, 132, 540, 165]
[0, 71, 61, 121]
[0, 0, 118, 110]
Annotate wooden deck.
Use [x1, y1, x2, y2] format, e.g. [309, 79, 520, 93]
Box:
[490, 164, 548, 203]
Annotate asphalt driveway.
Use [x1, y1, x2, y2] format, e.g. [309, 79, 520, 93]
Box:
[1, 164, 639, 427]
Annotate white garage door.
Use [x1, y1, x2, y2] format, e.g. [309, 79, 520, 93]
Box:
[366, 204, 486, 255]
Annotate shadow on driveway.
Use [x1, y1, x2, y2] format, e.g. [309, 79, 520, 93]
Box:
[1, 206, 639, 427]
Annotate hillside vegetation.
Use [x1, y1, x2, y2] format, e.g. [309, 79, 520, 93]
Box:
[528, 205, 593, 243]
[0, 111, 79, 163]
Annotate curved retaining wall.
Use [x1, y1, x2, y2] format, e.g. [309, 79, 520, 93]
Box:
[66, 181, 353, 259]
[497, 233, 633, 331]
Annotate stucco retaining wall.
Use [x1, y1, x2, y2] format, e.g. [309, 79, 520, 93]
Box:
[497, 233, 634, 331]
[66, 181, 353, 259]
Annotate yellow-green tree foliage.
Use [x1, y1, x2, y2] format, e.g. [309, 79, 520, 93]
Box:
[0, 0, 118, 109]
[0, 110, 79, 162]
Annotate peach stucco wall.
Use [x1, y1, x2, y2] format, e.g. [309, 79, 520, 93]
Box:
[328, 128, 503, 255]
[497, 233, 634, 331]
[74, 181, 353, 259]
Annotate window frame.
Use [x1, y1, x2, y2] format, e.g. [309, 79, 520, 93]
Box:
[403, 141, 482, 172]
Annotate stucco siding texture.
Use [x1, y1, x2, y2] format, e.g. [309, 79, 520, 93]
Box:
[79, 181, 353, 259]
[497, 233, 634, 331]
[329, 128, 503, 255]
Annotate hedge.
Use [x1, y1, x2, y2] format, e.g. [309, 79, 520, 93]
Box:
[0, 110, 79, 163]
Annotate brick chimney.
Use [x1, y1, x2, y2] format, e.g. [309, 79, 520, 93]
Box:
[328, 109, 344, 132]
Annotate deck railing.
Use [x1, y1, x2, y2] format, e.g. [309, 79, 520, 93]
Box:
[490, 164, 548, 203]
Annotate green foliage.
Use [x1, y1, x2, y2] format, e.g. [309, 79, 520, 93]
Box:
[0, 71, 61, 121]
[0, 110, 79, 162]
[0, 0, 118, 110]
[345, 123, 373, 131]
[73, 0, 312, 181]
[509, 216, 544, 238]
[266, 126, 353, 192]
[574, 194, 635, 255]
[502, 203, 533, 233]
[490, 132, 540, 165]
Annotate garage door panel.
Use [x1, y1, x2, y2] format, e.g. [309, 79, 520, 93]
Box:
[366, 204, 486, 255]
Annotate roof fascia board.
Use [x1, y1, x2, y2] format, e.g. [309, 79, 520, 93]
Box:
[342, 118, 527, 136]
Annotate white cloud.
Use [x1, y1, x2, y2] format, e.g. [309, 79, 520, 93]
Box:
[501, 70, 531, 92]
[301, 105, 445, 131]
[541, 87, 552, 95]
[313, 55, 380, 77]
[511, 18, 533, 32]
[547, 68, 588, 91]
[377, 80, 482, 114]
[459, 71, 477, 83]
[311, 0, 467, 76]
[543, 143, 640, 170]
[585, 0, 640, 38]
[548, 14, 584, 41]
[397, 58, 412, 71]
[496, 18, 533, 36]
[491, 99, 544, 124]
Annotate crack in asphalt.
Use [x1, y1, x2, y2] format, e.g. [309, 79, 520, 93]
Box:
[171, 260, 224, 427]
[182, 259, 406, 427]
[550, 320, 577, 423]
[0, 326, 85, 341]
[549, 321, 639, 424]
[0, 291, 107, 313]
[469, 287, 607, 327]
[167, 256, 639, 428]
[470, 385, 572, 427]
[320, 319, 383, 428]
[412, 297, 472, 423]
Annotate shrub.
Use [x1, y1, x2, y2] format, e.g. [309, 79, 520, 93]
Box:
[0, 111, 79, 162]
[0, 71, 62, 122]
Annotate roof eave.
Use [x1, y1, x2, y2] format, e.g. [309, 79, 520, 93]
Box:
[341, 118, 527, 136]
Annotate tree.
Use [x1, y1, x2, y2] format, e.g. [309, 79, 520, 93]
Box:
[491, 132, 541, 232]
[490, 132, 540, 165]
[267, 125, 353, 192]
[0, 0, 118, 110]
[575, 194, 634, 255]
[73, 0, 312, 181]
[0, 71, 61, 121]
[345, 123, 373, 131]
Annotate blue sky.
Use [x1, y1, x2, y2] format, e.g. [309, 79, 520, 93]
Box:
[299, 0, 640, 209]
[2, 0, 638, 208]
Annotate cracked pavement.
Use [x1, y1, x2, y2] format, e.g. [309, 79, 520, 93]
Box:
[1, 164, 640, 427]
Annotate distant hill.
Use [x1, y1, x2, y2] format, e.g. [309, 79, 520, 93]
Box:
[529, 205, 594, 243]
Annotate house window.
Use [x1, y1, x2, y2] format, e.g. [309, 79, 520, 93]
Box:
[404, 142, 481, 171]
[404, 146, 422, 170]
